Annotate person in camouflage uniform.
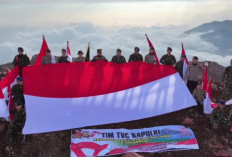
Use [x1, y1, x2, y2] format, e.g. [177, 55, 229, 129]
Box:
[193, 83, 206, 112]
[111, 49, 126, 64]
[210, 100, 232, 131]
[11, 76, 25, 106]
[222, 59, 232, 101]
[175, 54, 186, 78]
[12, 47, 31, 76]
[160, 47, 176, 66]
[91, 49, 108, 62]
[8, 101, 26, 142]
[128, 47, 143, 62]
[58, 49, 69, 63]
[145, 47, 156, 65]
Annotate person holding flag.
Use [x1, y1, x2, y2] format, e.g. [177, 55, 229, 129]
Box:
[92, 49, 108, 62]
[145, 47, 157, 64]
[160, 47, 176, 66]
[184, 56, 204, 93]
[76, 51, 85, 62]
[210, 100, 232, 132]
[42, 49, 56, 65]
[111, 49, 126, 64]
[58, 49, 68, 63]
[175, 54, 187, 78]
[12, 47, 31, 76]
[11, 76, 25, 107]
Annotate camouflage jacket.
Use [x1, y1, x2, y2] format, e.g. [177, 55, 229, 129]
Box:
[92, 55, 108, 62]
[111, 55, 126, 64]
[12, 54, 31, 67]
[58, 56, 68, 63]
[145, 53, 156, 64]
[175, 61, 184, 78]
[222, 66, 232, 84]
[211, 107, 231, 127]
[160, 54, 176, 65]
[128, 53, 143, 62]
[42, 56, 52, 65]
[11, 84, 24, 104]
[193, 88, 205, 105]
[11, 109, 26, 125]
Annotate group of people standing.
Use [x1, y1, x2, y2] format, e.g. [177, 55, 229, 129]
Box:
[6, 45, 232, 141]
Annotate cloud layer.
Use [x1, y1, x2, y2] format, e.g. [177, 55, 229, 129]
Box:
[0, 22, 231, 66]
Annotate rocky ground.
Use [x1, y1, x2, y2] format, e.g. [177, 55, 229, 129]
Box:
[0, 86, 231, 157]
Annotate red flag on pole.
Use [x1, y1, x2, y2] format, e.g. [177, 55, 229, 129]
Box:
[7, 69, 14, 121]
[67, 41, 72, 62]
[181, 43, 189, 64]
[34, 36, 49, 65]
[207, 75, 212, 99]
[145, 34, 160, 65]
[202, 65, 208, 91]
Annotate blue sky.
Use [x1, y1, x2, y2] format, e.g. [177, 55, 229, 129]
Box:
[0, 0, 231, 66]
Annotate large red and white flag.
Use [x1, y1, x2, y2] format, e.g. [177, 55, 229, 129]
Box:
[181, 43, 189, 78]
[67, 41, 72, 62]
[0, 66, 20, 118]
[203, 75, 214, 114]
[22, 62, 197, 134]
[145, 34, 160, 65]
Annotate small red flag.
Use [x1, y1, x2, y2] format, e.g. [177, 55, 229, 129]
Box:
[181, 43, 189, 64]
[7, 69, 14, 121]
[67, 41, 72, 62]
[34, 36, 49, 65]
[145, 34, 160, 65]
[207, 75, 212, 99]
[202, 65, 208, 91]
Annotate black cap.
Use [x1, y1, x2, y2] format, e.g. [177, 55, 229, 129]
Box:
[17, 76, 23, 81]
[167, 47, 172, 51]
[78, 50, 84, 54]
[61, 49, 67, 52]
[46, 49, 51, 53]
[134, 47, 140, 51]
[16, 101, 23, 106]
[18, 47, 24, 52]
[116, 49, 122, 52]
[193, 56, 198, 60]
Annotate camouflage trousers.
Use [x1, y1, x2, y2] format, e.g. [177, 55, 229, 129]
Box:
[222, 84, 232, 101]
[211, 118, 231, 130]
[8, 122, 24, 138]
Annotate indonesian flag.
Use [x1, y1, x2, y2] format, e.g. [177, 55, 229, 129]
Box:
[7, 69, 14, 120]
[21, 62, 197, 134]
[202, 63, 208, 91]
[145, 34, 160, 65]
[34, 36, 49, 65]
[0, 66, 20, 118]
[181, 43, 189, 78]
[203, 75, 214, 114]
[67, 41, 72, 62]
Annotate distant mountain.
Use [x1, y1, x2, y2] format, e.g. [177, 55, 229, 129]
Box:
[185, 20, 232, 56]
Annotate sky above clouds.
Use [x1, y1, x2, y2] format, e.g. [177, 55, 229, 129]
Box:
[0, 0, 231, 66]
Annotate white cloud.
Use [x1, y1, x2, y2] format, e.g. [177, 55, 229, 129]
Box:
[0, 22, 231, 66]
